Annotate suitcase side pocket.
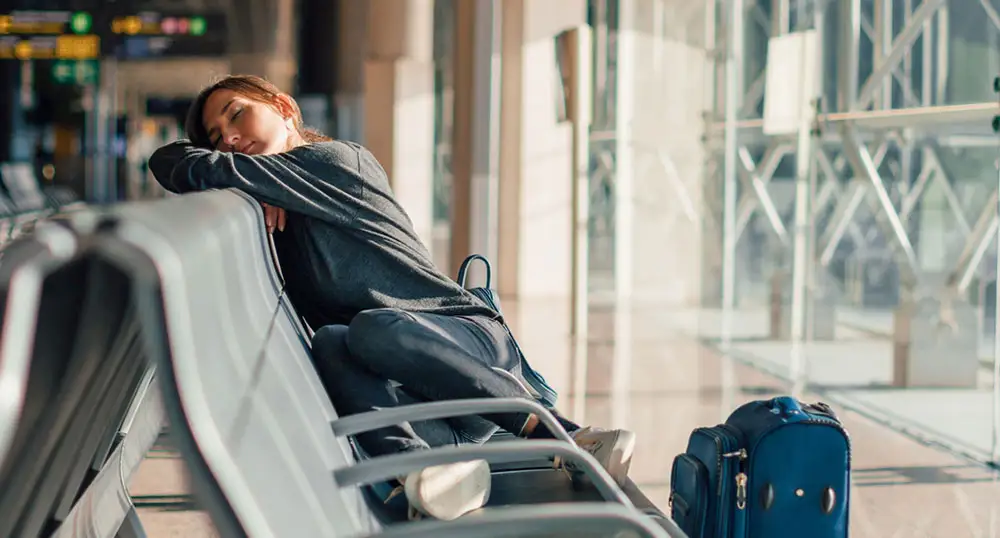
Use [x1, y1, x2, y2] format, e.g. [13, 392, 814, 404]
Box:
[670, 454, 710, 538]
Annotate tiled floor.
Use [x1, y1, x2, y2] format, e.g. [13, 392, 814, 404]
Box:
[129, 437, 218, 538]
[623, 338, 1000, 538]
[132, 302, 1000, 536]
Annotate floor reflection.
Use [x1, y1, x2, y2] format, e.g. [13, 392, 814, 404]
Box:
[552, 301, 1000, 537]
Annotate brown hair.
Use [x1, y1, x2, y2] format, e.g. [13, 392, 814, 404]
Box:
[185, 74, 331, 149]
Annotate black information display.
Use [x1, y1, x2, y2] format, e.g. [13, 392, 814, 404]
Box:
[102, 10, 227, 59]
[0, 10, 100, 60]
[0, 8, 228, 61]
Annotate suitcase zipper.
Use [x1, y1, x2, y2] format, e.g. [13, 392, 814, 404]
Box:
[694, 427, 735, 496]
[694, 427, 741, 537]
[735, 472, 748, 509]
[722, 449, 748, 510]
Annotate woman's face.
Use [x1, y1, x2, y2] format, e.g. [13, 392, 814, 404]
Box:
[201, 88, 295, 155]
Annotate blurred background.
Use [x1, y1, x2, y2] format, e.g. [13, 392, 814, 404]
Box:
[3, 0, 1000, 535]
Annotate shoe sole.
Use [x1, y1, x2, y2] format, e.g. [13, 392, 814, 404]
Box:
[604, 429, 637, 486]
[404, 460, 491, 520]
[569, 429, 637, 487]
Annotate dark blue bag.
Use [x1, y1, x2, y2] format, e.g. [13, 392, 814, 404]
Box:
[669, 396, 850, 538]
[456, 254, 559, 408]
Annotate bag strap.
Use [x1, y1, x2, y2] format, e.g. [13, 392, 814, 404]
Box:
[457, 254, 492, 288]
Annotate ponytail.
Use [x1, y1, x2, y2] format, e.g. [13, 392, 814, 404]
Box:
[300, 127, 333, 143]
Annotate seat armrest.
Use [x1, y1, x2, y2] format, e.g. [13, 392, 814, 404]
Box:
[361, 503, 685, 538]
[333, 441, 632, 506]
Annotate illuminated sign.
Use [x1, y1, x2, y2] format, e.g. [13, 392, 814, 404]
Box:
[110, 14, 208, 36]
[0, 10, 93, 36]
[0, 9, 226, 61]
[0, 10, 100, 59]
[52, 59, 99, 85]
[104, 12, 226, 58]
[0, 35, 99, 60]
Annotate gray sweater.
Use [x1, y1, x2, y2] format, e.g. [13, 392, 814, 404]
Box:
[148, 140, 499, 328]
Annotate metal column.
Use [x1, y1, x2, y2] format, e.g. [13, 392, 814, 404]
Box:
[789, 12, 824, 395]
[992, 77, 1000, 464]
[558, 25, 592, 422]
[722, 0, 745, 349]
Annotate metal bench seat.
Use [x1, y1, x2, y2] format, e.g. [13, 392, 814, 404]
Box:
[0, 217, 165, 538]
[66, 189, 685, 537]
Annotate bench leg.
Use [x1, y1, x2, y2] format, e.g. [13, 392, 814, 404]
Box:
[116, 506, 147, 538]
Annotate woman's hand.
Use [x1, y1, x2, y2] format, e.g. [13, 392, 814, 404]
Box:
[262, 202, 287, 233]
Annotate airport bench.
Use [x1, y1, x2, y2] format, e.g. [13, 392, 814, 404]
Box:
[0, 178, 83, 248]
[58, 189, 686, 537]
[0, 216, 165, 538]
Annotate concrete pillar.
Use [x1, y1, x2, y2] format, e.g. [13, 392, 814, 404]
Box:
[363, 0, 436, 253]
[331, 0, 367, 142]
[496, 0, 586, 398]
[229, 0, 299, 91]
[615, 0, 710, 311]
[448, 0, 501, 281]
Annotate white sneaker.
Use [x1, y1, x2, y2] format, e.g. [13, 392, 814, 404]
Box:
[392, 460, 491, 520]
[558, 427, 636, 487]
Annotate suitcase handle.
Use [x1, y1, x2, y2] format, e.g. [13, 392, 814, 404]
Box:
[771, 396, 804, 416]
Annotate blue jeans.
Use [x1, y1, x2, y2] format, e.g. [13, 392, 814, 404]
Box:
[312, 308, 555, 457]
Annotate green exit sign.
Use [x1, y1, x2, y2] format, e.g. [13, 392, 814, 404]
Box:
[70, 11, 92, 34]
[52, 59, 99, 85]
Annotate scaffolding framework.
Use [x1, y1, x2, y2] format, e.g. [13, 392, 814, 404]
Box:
[705, 0, 1000, 305]
[697, 0, 1000, 463]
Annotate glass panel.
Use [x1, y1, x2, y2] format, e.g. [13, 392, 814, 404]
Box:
[945, 0, 1000, 104]
[624, 0, 1000, 532]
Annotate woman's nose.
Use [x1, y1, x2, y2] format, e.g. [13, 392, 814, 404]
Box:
[223, 129, 241, 148]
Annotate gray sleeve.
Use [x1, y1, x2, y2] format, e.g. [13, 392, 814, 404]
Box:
[148, 141, 364, 226]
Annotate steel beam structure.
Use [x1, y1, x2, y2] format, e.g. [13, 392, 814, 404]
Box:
[697, 0, 994, 316]
[857, 0, 947, 112]
[722, 0, 745, 347]
[698, 0, 1000, 462]
[838, 124, 920, 286]
[704, 0, 998, 309]
[708, 0, 1000, 292]
[992, 76, 1000, 463]
[706, 102, 999, 136]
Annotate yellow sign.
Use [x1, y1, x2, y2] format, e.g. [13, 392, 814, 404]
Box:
[55, 35, 98, 59]
[13, 40, 30, 59]
[0, 19, 64, 34]
[0, 35, 99, 59]
[111, 16, 151, 35]
[0, 14, 74, 35]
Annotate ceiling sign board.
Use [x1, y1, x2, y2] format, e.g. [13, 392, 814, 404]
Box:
[103, 11, 226, 59]
[0, 8, 228, 61]
[0, 10, 101, 60]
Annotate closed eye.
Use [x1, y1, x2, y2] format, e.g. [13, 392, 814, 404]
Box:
[211, 108, 244, 150]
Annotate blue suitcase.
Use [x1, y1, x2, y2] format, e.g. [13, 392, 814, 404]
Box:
[669, 396, 851, 538]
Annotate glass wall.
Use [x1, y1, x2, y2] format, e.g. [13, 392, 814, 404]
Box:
[586, 0, 1000, 528]
[625, 0, 1000, 466]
